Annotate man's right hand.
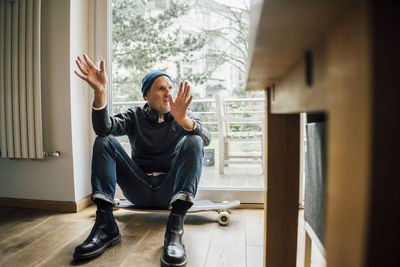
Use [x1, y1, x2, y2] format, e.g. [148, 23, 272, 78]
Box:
[74, 54, 107, 108]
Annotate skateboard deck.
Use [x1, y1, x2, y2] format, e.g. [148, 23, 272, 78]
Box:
[115, 199, 240, 225]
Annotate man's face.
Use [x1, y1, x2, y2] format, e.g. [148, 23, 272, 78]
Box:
[145, 75, 173, 115]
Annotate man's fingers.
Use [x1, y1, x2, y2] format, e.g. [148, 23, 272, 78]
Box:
[74, 70, 87, 81]
[184, 84, 190, 99]
[177, 82, 183, 98]
[182, 82, 187, 97]
[76, 59, 88, 74]
[100, 60, 105, 73]
[83, 54, 95, 68]
[77, 56, 89, 70]
[185, 95, 193, 107]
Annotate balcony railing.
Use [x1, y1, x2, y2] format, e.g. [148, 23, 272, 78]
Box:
[113, 97, 265, 138]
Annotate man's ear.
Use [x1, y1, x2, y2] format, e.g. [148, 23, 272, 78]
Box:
[144, 94, 148, 101]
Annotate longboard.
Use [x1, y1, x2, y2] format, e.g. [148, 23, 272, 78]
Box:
[114, 199, 240, 225]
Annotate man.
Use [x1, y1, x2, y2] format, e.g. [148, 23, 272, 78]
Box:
[73, 54, 210, 267]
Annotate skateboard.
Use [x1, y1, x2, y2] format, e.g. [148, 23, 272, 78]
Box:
[114, 199, 240, 225]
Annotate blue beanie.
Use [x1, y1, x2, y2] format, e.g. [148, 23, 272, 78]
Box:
[141, 70, 171, 100]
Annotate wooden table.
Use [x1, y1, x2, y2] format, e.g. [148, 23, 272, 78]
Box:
[246, 0, 400, 266]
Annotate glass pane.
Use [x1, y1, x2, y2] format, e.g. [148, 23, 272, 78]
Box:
[111, 0, 264, 191]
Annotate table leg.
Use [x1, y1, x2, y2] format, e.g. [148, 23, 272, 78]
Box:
[264, 88, 300, 266]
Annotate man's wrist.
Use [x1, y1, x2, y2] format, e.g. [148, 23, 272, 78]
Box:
[93, 102, 107, 110]
[179, 117, 195, 131]
[93, 88, 107, 108]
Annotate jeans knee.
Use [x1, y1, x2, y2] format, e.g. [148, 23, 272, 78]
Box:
[93, 136, 115, 152]
[181, 135, 203, 154]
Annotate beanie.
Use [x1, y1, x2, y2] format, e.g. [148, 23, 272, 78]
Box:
[141, 70, 171, 100]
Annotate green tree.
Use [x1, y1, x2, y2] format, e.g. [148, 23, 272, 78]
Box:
[112, 0, 208, 103]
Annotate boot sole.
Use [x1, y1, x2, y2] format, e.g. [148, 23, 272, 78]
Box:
[73, 234, 121, 260]
[160, 257, 187, 267]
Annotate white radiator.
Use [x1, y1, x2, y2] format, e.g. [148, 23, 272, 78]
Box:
[0, 0, 43, 159]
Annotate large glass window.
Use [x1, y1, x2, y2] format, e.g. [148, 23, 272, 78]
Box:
[111, 0, 264, 202]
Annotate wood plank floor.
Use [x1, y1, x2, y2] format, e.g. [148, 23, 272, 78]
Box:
[0, 205, 264, 267]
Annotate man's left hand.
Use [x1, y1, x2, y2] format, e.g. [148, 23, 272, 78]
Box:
[168, 81, 195, 130]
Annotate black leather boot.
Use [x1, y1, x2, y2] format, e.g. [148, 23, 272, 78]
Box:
[73, 209, 121, 260]
[160, 213, 187, 267]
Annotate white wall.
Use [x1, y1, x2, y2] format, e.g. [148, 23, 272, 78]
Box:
[0, 0, 94, 203]
[70, 0, 93, 202]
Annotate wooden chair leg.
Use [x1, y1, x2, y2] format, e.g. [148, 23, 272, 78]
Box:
[219, 138, 225, 174]
[224, 142, 229, 166]
[305, 230, 312, 267]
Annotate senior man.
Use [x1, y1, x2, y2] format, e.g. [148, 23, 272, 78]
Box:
[73, 54, 210, 267]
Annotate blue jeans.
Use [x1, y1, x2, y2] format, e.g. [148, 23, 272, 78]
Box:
[90, 135, 204, 209]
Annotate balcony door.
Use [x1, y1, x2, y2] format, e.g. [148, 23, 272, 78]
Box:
[98, 0, 265, 204]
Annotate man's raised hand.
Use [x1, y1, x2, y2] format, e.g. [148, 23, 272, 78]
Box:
[168, 81, 194, 129]
[74, 54, 107, 93]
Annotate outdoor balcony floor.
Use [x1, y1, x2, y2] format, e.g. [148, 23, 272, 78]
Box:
[199, 162, 264, 188]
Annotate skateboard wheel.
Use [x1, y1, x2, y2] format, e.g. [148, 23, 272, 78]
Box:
[218, 211, 230, 225]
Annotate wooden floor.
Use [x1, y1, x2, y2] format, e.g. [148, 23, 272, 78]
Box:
[0, 205, 264, 267]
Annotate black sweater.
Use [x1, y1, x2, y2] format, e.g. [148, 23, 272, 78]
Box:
[92, 105, 211, 173]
